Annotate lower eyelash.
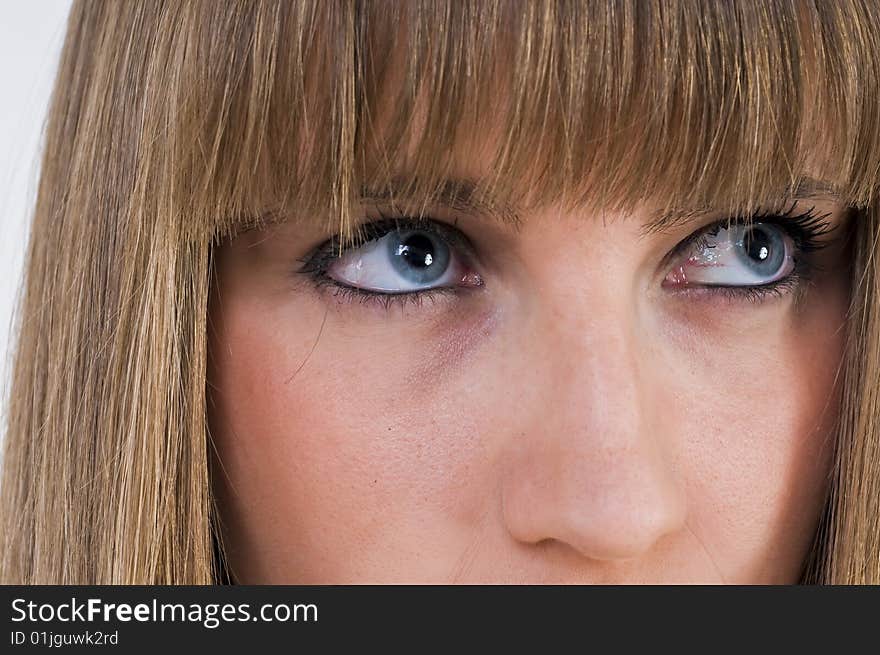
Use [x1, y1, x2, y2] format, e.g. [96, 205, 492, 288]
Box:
[705, 274, 803, 303]
[308, 274, 463, 311]
[672, 259, 813, 304]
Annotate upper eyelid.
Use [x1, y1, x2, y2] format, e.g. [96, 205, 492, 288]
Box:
[641, 198, 837, 237]
[309, 214, 478, 268]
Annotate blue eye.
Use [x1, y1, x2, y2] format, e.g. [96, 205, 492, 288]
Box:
[305, 219, 482, 295]
[665, 222, 796, 287]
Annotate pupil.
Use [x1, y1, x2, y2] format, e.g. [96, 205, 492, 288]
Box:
[745, 227, 772, 262]
[396, 234, 435, 269]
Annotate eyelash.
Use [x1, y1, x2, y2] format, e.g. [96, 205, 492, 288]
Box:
[295, 203, 837, 309]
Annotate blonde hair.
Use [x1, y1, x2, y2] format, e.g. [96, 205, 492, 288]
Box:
[2, 0, 879, 583]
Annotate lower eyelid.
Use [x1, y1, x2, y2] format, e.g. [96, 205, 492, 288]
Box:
[306, 273, 474, 314]
[663, 272, 806, 305]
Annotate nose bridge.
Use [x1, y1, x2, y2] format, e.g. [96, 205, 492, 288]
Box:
[501, 281, 686, 562]
[550, 294, 641, 434]
[536, 269, 645, 442]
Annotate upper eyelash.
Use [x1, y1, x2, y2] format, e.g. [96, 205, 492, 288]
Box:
[296, 212, 470, 279]
[669, 202, 835, 264]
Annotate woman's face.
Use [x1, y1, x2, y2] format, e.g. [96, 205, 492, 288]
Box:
[209, 160, 851, 582]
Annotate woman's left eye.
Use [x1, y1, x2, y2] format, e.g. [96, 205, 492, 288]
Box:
[300, 218, 482, 297]
[663, 222, 797, 289]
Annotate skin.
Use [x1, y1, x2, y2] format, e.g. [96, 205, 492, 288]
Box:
[208, 164, 852, 583]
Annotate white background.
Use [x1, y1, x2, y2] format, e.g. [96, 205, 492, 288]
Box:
[0, 1, 72, 432]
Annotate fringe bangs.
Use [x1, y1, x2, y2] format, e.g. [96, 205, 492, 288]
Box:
[151, 0, 880, 245]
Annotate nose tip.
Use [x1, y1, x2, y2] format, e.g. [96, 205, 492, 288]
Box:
[551, 481, 686, 561]
[501, 443, 687, 562]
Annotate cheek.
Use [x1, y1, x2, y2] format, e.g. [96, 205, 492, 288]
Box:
[664, 293, 844, 582]
[209, 291, 500, 582]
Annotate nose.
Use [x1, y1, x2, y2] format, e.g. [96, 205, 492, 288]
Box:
[500, 295, 686, 562]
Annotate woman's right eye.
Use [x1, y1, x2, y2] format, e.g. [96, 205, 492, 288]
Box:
[299, 218, 484, 297]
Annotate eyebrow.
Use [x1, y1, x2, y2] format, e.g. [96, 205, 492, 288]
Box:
[360, 178, 523, 229]
[360, 175, 842, 235]
[640, 177, 843, 235]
